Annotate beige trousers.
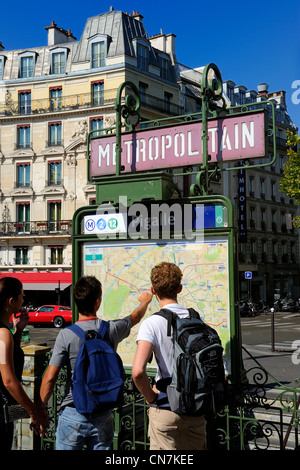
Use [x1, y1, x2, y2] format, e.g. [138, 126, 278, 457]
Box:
[148, 407, 206, 450]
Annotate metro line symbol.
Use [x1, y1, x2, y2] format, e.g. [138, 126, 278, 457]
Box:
[97, 218, 107, 230]
[85, 219, 96, 231]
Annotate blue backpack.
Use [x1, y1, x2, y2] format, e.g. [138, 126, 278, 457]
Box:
[68, 321, 125, 414]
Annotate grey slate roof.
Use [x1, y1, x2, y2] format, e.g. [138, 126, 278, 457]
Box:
[73, 10, 150, 63]
[1, 9, 178, 84]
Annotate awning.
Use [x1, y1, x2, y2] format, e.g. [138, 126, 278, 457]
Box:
[0, 272, 72, 291]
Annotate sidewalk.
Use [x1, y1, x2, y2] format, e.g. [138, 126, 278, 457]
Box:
[242, 342, 300, 389]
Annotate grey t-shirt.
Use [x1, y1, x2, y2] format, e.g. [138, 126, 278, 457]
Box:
[49, 317, 132, 408]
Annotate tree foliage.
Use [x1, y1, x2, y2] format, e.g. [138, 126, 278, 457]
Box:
[280, 130, 300, 226]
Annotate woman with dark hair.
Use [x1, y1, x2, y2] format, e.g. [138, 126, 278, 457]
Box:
[0, 277, 48, 450]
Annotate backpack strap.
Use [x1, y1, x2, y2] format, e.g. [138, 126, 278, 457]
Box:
[98, 320, 109, 339]
[153, 308, 177, 336]
[187, 308, 200, 320]
[68, 321, 109, 341]
[154, 308, 201, 336]
[67, 323, 86, 341]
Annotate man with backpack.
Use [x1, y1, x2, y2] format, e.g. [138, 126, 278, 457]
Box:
[39, 275, 152, 450]
[132, 262, 225, 450]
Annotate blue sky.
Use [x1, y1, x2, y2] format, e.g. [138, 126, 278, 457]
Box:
[1, 0, 300, 129]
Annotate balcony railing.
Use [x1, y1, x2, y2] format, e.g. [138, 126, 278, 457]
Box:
[139, 91, 184, 116]
[0, 90, 119, 117]
[0, 89, 184, 117]
[0, 220, 72, 236]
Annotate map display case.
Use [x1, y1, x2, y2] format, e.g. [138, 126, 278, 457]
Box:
[72, 195, 240, 382]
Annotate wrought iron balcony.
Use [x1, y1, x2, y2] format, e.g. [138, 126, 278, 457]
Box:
[0, 220, 72, 236]
[139, 91, 184, 116]
[0, 88, 184, 117]
[0, 90, 119, 117]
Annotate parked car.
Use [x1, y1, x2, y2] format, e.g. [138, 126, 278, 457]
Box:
[12, 305, 72, 328]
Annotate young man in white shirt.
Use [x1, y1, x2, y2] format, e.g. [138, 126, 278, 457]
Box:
[132, 262, 206, 450]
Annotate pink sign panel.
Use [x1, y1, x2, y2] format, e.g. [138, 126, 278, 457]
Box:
[90, 111, 266, 178]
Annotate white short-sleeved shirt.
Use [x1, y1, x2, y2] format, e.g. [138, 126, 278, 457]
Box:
[136, 303, 189, 404]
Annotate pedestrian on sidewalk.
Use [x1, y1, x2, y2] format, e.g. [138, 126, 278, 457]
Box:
[132, 262, 207, 450]
[0, 277, 49, 450]
[39, 275, 152, 450]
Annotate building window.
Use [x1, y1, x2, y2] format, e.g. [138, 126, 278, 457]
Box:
[164, 92, 172, 113]
[261, 209, 266, 230]
[51, 52, 65, 74]
[90, 117, 103, 137]
[279, 155, 284, 173]
[19, 91, 31, 115]
[160, 58, 168, 79]
[20, 56, 34, 78]
[17, 163, 30, 187]
[48, 201, 61, 231]
[48, 161, 62, 185]
[0, 57, 4, 79]
[271, 180, 276, 200]
[16, 203, 30, 232]
[249, 176, 254, 196]
[137, 44, 148, 70]
[139, 82, 148, 104]
[15, 247, 28, 265]
[260, 179, 265, 198]
[50, 87, 62, 110]
[17, 125, 31, 149]
[249, 207, 255, 229]
[227, 85, 234, 103]
[261, 239, 267, 262]
[92, 81, 104, 106]
[91, 42, 105, 68]
[49, 122, 62, 146]
[239, 90, 245, 105]
[50, 246, 63, 265]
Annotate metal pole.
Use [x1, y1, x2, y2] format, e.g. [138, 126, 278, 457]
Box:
[271, 307, 275, 352]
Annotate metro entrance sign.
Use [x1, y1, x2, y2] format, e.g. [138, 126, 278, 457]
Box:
[90, 110, 267, 178]
[78, 63, 274, 385]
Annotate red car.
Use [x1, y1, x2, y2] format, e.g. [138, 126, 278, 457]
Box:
[16, 305, 72, 328]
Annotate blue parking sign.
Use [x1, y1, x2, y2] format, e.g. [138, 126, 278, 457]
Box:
[245, 271, 252, 280]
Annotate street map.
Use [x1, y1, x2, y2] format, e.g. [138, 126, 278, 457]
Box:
[82, 238, 231, 370]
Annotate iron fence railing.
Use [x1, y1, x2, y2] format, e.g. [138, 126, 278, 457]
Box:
[0, 89, 183, 118]
[39, 348, 300, 451]
[0, 220, 72, 236]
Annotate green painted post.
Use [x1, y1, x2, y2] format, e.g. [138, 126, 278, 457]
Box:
[114, 81, 140, 177]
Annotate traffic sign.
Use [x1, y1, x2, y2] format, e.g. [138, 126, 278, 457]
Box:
[245, 271, 252, 280]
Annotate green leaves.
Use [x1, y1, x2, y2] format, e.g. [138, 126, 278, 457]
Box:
[280, 131, 300, 226]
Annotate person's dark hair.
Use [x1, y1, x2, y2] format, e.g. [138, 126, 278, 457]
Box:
[73, 276, 102, 315]
[0, 277, 23, 309]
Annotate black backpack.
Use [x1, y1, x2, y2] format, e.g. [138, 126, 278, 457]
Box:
[154, 308, 226, 417]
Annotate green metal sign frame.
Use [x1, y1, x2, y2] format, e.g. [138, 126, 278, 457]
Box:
[71, 193, 241, 383]
[86, 63, 277, 199]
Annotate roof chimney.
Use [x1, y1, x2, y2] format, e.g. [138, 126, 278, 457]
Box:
[0, 42, 4, 51]
[131, 10, 144, 21]
[45, 21, 76, 46]
[257, 83, 269, 95]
